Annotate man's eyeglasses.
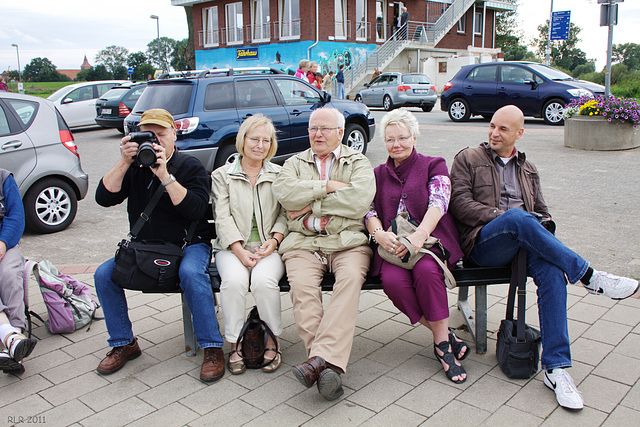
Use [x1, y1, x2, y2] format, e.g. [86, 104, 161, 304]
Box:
[246, 137, 271, 145]
[385, 136, 412, 144]
[308, 127, 339, 135]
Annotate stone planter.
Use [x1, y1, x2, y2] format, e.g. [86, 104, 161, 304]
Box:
[564, 115, 640, 151]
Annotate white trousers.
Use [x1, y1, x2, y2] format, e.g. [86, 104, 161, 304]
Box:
[215, 243, 284, 343]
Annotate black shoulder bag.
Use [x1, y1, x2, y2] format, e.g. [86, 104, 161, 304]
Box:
[111, 183, 197, 293]
[237, 306, 278, 369]
[496, 248, 542, 379]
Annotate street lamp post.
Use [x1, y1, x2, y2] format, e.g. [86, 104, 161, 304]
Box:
[11, 43, 22, 90]
[150, 15, 161, 73]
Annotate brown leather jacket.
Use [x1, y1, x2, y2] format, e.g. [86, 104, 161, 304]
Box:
[449, 142, 550, 255]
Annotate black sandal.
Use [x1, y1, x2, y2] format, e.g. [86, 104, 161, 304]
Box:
[434, 340, 467, 384]
[449, 328, 470, 361]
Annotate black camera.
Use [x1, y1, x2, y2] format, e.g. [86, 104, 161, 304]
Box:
[128, 131, 159, 168]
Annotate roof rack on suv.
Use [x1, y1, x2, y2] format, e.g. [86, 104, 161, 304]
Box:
[156, 67, 285, 80]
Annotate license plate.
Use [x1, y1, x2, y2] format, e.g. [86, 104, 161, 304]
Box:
[413, 89, 429, 94]
[101, 108, 112, 115]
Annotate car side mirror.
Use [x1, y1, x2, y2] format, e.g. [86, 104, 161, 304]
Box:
[363, 83, 370, 88]
[320, 91, 331, 103]
[524, 79, 538, 89]
[62, 97, 74, 104]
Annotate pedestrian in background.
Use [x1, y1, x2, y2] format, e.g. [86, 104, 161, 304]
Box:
[336, 65, 345, 100]
[321, 71, 334, 95]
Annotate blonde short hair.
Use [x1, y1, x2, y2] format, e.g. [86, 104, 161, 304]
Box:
[380, 108, 420, 141]
[236, 114, 278, 160]
[298, 59, 310, 69]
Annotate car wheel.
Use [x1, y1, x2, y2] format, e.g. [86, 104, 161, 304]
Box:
[343, 123, 368, 154]
[542, 99, 565, 125]
[214, 143, 240, 170]
[24, 178, 77, 234]
[421, 105, 434, 112]
[355, 94, 363, 103]
[448, 98, 471, 122]
[383, 95, 394, 111]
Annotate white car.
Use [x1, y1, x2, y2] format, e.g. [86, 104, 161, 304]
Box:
[48, 80, 127, 128]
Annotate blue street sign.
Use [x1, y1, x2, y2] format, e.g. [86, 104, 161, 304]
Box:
[550, 10, 571, 40]
[127, 67, 134, 75]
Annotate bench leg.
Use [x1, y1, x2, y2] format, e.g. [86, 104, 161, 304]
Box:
[457, 286, 476, 347]
[181, 294, 197, 357]
[475, 285, 488, 354]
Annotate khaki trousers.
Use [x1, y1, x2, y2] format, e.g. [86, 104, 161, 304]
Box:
[282, 245, 372, 372]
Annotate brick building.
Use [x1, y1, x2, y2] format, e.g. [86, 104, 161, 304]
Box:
[171, 0, 515, 93]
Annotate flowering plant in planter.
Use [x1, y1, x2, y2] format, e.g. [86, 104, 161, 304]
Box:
[563, 95, 640, 128]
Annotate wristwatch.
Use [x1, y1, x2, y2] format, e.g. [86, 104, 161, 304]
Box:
[162, 174, 177, 187]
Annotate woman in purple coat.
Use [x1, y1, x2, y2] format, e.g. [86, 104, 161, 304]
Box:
[365, 109, 468, 384]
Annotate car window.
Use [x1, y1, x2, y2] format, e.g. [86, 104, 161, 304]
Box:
[467, 66, 497, 82]
[124, 86, 146, 103]
[274, 79, 321, 105]
[97, 84, 116, 97]
[402, 74, 431, 84]
[376, 75, 389, 85]
[66, 86, 94, 102]
[99, 88, 129, 101]
[501, 66, 535, 83]
[388, 75, 398, 84]
[0, 106, 11, 136]
[236, 80, 278, 108]
[5, 99, 38, 127]
[134, 83, 193, 115]
[525, 63, 573, 81]
[369, 76, 383, 86]
[204, 82, 235, 110]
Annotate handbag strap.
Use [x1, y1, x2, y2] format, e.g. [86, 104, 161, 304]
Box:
[506, 248, 528, 341]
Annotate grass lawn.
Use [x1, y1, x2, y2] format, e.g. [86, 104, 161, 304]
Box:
[6, 81, 76, 98]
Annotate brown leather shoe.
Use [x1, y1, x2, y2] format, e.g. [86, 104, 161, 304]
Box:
[291, 356, 326, 387]
[200, 347, 225, 383]
[97, 338, 141, 375]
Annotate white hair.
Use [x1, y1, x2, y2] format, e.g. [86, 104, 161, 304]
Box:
[310, 107, 345, 129]
[380, 108, 420, 140]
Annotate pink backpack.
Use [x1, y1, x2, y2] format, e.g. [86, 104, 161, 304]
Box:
[24, 260, 100, 334]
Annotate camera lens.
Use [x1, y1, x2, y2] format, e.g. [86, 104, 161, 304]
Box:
[137, 142, 157, 167]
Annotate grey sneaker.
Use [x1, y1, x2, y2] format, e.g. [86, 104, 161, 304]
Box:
[544, 369, 583, 410]
[317, 368, 344, 401]
[586, 270, 640, 300]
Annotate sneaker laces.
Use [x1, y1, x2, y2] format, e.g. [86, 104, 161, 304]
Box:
[555, 369, 582, 396]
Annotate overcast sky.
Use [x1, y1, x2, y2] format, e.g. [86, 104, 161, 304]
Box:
[1, 0, 638, 73]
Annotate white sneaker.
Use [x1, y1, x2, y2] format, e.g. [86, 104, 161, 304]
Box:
[585, 270, 640, 300]
[544, 368, 584, 410]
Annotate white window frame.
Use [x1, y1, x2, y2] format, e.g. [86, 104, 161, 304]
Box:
[375, 0, 386, 41]
[474, 11, 482, 36]
[203, 6, 219, 47]
[279, 0, 300, 40]
[457, 12, 465, 34]
[355, 0, 367, 41]
[252, 0, 270, 42]
[335, 0, 348, 40]
[226, 2, 244, 45]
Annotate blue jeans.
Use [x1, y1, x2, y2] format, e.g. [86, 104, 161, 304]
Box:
[336, 82, 345, 99]
[95, 243, 223, 349]
[468, 209, 589, 370]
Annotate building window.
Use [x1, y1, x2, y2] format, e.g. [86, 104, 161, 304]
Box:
[355, 0, 367, 40]
[375, 0, 385, 41]
[226, 2, 243, 45]
[203, 6, 219, 47]
[457, 13, 465, 33]
[252, 0, 270, 42]
[474, 12, 482, 36]
[335, 0, 348, 39]
[279, 0, 300, 39]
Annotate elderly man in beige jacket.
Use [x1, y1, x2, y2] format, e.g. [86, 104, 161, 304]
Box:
[273, 107, 374, 401]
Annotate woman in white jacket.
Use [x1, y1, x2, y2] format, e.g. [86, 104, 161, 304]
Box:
[211, 114, 287, 375]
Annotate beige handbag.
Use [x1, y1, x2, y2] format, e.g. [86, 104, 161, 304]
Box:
[377, 213, 456, 289]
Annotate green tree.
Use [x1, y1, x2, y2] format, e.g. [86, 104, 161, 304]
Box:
[612, 43, 640, 71]
[146, 37, 177, 72]
[171, 38, 190, 71]
[112, 65, 129, 80]
[23, 57, 70, 82]
[532, 21, 589, 73]
[494, 1, 537, 62]
[127, 52, 155, 81]
[95, 45, 130, 74]
[75, 65, 113, 81]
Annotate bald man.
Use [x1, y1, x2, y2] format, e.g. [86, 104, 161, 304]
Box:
[449, 105, 638, 410]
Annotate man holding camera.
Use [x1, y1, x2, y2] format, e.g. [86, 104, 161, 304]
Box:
[449, 105, 639, 410]
[94, 108, 225, 382]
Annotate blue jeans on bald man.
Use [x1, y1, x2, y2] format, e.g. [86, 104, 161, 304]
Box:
[468, 209, 589, 370]
[95, 242, 224, 349]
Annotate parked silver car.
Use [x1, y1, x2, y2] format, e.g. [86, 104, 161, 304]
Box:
[0, 92, 88, 233]
[355, 73, 438, 112]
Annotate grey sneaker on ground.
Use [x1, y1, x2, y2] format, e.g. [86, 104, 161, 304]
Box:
[585, 270, 640, 300]
[544, 368, 584, 410]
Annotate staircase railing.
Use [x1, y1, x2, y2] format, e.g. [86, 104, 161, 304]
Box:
[432, 0, 475, 46]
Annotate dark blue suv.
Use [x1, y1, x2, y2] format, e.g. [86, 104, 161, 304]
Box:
[124, 68, 376, 172]
[440, 61, 605, 125]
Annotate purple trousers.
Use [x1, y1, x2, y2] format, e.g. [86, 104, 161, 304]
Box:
[379, 255, 449, 324]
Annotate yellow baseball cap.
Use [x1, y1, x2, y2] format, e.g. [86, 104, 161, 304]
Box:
[139, 108, 175, 129]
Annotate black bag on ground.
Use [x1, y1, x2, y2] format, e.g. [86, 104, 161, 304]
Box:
[237, 306, 278, 369]
[496, 249, 542, 379]
[111, 183, 196, 293]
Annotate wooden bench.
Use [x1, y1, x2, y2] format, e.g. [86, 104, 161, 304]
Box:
[178, 260, 513, 356]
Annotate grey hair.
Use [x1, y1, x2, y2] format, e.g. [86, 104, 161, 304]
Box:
[310, 107, 345, 129]
[380, 108, 420, 140]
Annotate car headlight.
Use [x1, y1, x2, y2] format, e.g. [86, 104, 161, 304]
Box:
[567, 89, 594, 98]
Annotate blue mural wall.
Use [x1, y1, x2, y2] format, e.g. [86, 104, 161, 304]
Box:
[196, 41, 378, 75]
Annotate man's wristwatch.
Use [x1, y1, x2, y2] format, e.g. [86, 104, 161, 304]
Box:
[162, 174, 177, 187]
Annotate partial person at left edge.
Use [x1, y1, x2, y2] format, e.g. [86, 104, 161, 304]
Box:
[93, 108, 225, 383]
[0, 168, 37, 374]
